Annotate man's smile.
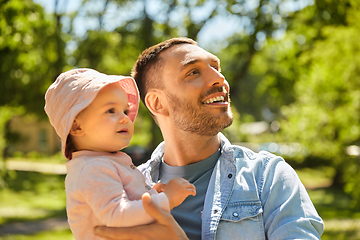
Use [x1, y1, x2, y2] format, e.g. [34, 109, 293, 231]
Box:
[203, 95, 226, 104]
[202, 89, 229, 105]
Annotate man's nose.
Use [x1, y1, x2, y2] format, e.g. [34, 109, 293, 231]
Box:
[207, 67, 226, 87]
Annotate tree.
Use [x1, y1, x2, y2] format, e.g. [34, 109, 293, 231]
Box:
[281, 24, 360, 207]
[0, 0, 64, 116]
[251, 0, 360, 207]
[0, 0, 67, 162]
[65, 0, 310, 147]
[214, 0, 312, 120]
[238, 0, 353, 119]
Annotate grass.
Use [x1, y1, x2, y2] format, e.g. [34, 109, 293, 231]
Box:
[308, 187, 360, 239]
[0, 170, 66, 224]
[297, 167, 360, 240]
[0, 229, 74, 240]
[322, 219, 360, 240]
[0, 162, 359, 239]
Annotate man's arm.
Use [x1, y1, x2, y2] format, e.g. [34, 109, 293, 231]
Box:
[261, 156, 324, 239]
[93, 192, 189, 240]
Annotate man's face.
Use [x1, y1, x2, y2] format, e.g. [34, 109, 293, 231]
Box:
[160, 44, 233, 136]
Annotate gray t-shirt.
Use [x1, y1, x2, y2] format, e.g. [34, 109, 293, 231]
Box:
[159, 150, 220, 240]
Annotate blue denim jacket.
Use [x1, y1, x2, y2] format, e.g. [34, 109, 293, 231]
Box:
[138, 133, 324, 240]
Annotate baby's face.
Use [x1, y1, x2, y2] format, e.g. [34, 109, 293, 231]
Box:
[75, 83, 134, 152]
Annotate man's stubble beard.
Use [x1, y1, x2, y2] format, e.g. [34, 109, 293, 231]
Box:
[166, 92, 234, 136]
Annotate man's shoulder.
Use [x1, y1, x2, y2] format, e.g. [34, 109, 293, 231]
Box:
[225, 143, 285, 170]
[227, 142, 279, 159]
[220, 133, 280, 161]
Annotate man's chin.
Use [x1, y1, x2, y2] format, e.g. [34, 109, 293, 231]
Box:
[197, 116, 234, 136]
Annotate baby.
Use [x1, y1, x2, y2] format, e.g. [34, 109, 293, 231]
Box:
[44, 68, 196, 239]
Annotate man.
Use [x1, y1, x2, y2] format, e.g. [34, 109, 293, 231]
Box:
[94, 37, 324, 239]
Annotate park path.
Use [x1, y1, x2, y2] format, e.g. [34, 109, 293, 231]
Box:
[4, 160, 67, 174]
[0, 217, 69, 236]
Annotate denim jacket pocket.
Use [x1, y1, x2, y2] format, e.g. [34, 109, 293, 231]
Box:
[216, 202, 266, 240]
[221, 201, 263, 222]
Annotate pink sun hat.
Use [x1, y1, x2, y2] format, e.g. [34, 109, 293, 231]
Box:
[44, 68, 139, 159]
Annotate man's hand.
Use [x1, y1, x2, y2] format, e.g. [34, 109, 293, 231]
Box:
[93, 192, 189, 240]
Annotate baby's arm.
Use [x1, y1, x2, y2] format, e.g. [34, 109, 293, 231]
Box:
[163, 178, 196, 209]
[73, 160, 170, 227]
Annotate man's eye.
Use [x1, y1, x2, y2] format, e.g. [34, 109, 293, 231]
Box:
[212, 65, 219, 71]
[188, 69, 199, 76]
[106, 108, 115, 114]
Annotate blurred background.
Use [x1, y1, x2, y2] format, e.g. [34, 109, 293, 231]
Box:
[0, 0, 360, 239]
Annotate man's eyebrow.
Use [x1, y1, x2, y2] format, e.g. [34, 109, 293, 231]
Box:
[180, 56, 220, 70]
[180, 58, 200, 68]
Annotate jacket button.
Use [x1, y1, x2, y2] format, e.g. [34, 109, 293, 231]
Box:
[228, 174, 233, 178]
[232, 212, 239, 217]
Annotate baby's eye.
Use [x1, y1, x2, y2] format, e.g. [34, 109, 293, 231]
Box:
[106, 108, 116, 114]
[124, 110, 129, 115]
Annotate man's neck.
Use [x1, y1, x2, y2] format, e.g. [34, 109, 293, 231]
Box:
[162, 132, 221, 166]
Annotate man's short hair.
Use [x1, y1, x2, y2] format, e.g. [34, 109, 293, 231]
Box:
[131, 37, 198, 104]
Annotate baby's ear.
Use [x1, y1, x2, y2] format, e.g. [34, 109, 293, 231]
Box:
[69, 119, 84, 136]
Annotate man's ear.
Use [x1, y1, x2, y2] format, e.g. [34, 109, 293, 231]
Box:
[145, 89, 169, 117]
[69, 118, 84, 136]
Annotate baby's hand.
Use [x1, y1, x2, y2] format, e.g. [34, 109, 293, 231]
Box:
[164, 178, 196, 209]
[153, 182, 166, 193]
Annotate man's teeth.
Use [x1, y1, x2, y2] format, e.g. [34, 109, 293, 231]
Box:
[204, 96, 225, 104]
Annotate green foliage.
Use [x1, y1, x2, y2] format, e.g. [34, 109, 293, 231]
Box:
[0, 106, 24, 188]
[72, 30, 139, 75]
[0, 0, 64, 116]
[243, 0, 360, 207]
[249, 33, 299, 114]
[281, 25, 360, 204]
[0, 107, 22, 158]
[265, 2, 360, 207]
